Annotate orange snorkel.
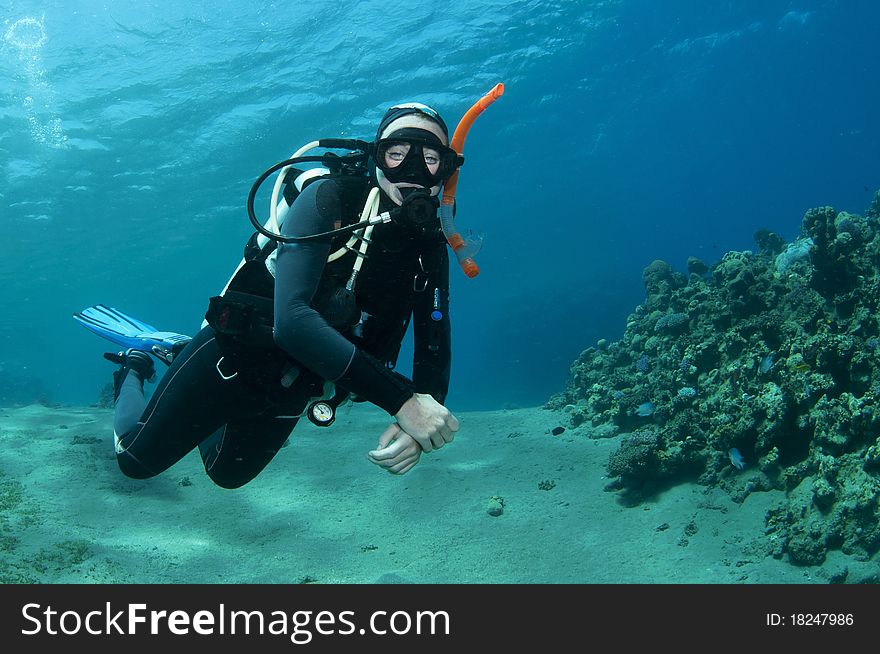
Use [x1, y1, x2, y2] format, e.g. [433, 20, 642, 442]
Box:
[440, 83, 505, 278]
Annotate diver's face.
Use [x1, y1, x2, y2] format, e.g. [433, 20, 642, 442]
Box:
[382, 142, 441, 176]
[376, 114, 449, 205]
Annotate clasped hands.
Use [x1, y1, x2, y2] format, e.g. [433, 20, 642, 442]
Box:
[367, 393, 459, 475]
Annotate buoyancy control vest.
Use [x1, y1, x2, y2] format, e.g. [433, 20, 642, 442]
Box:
[204, 165, 370, 364]
[204, 160, 447, 381]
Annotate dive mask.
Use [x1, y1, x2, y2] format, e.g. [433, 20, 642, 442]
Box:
[373, 127, 463, 188]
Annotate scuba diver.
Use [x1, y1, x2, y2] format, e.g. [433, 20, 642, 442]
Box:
[74, 86, 503, 488]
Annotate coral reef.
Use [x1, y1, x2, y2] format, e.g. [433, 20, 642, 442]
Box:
[548, 190, 880, 566]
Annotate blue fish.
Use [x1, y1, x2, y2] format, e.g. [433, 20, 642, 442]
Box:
[728, 447, 746, 470]
[636, 402, 655, 417]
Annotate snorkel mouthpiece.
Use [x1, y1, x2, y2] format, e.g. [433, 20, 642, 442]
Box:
[442, 83, 505, 278]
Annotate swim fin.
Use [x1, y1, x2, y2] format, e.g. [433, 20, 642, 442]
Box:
[73, 304, 191, 364]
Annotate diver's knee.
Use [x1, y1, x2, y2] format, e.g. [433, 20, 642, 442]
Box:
[205, 472, 252, 490]
[116, 454, 157, 480]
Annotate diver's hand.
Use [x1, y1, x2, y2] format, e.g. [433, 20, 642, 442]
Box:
[393, 393, 459, 453]
[368, 423, 421, 475]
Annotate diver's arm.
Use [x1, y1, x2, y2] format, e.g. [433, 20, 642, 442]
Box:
[411, 240, 451, 404]
[273, 180, 415, 415]
[393, 239, 457, 454]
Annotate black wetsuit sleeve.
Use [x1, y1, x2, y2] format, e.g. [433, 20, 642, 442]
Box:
[411, 241, 451, 404]
[273, 180, 415, 415]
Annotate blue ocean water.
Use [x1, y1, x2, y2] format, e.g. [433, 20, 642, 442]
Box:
[1, 0, 877, 410]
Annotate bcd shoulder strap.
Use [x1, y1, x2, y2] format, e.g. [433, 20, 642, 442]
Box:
[244, 170, 371, 265]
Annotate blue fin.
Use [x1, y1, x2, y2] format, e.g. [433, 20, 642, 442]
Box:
[73, 304, 191, 357]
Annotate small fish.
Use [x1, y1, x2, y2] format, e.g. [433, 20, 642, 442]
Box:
[728, 447, 746, 470]
[636, 402, 655, 417]
[791, 363, 811, 373]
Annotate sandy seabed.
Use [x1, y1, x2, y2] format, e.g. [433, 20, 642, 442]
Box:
[1, 402, 874, 585]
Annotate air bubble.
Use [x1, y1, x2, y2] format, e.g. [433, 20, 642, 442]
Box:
[3, 16, 47, 51]
[4, 15, 67, 149]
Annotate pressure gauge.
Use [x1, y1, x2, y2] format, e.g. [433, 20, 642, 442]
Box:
[308, 401, 336, 427]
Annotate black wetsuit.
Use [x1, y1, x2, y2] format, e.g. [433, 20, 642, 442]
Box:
[113, 179, 451, 488]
